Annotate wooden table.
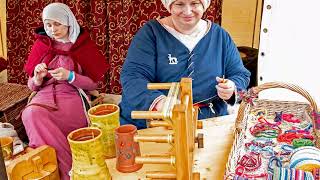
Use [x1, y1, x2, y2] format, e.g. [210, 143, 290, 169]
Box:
[105, 114, 236, 180]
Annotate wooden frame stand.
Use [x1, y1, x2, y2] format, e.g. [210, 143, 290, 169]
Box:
[131, 78, 204, 180]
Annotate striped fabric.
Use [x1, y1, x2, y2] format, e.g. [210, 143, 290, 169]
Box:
[232, 175, 254, 180]
[273, 167, 315, 180]
[313, 169, 320, 180]
[187, 53, 195, 78]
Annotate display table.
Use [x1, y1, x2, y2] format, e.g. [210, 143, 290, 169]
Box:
[105, 114, 237, 180]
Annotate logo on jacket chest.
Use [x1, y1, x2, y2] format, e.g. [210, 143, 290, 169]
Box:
[168, 54, 178, 65]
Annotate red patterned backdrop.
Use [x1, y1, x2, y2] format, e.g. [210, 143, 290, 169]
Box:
[7, 0, 222, 94]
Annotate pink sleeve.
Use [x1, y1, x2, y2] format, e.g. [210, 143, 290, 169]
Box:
[27, 77, 41, 91]
[69, 73, 97, 91]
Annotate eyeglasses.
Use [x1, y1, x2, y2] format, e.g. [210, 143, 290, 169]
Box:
[171, 2, 203, 11]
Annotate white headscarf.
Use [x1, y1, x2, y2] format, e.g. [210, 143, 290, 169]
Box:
[42, 3, 80, 43]
[161, 0, 211, 13]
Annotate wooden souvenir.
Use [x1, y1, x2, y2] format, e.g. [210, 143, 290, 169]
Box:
[115, 124, 143, 173]
[67, 127, 111, 180]
[88, 104, 120, 158]
[6, 145, 60, 180]
[131, 78, 204, 180]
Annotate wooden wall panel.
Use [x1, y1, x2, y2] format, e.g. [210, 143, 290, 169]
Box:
[0, 0, 7, 82]
[0, 0, 6, 57]
[221, 0, 261, 47]
[253, 0, 263, 48]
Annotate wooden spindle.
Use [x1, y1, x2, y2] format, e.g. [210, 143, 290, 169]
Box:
[134, 134, 174, 143]
[149, 120, 171, 128]
[131, 111, 163, 119]
[135, 156, 175, 165]
[146, 171, 176, 179]
[147, 83, 173, 90]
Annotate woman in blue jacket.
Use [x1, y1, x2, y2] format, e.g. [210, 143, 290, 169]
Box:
[120, 0, 250, 129]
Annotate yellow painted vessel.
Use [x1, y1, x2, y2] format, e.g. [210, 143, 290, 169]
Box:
[68, 127, 111, 180]
[88, 104, 120, 158]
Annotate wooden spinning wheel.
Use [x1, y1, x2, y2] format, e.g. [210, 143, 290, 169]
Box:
[131, 78, 204, 180]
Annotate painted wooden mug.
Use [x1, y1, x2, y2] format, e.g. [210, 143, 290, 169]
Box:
[115, 124, 143, 173]
[67, 127, 111, 179]
[88, 104, 120, 158]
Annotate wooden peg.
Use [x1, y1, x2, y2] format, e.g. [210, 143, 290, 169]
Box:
[149, 120, 171, 128]
[134, 134, 174, 143]
[197, 121, 203, 129]
[131, 111, 163, 119]
[195, 133, 204, 148]
[193, 172, 200, 180]
[146, 171, 176, 179]
[135, 156, 175, 165]
[147, 83, 173, 90]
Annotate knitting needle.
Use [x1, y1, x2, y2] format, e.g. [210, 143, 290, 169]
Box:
[222, 75, 228, 83]
[193, 76, 228, 105]
[193, 95, 219, 105]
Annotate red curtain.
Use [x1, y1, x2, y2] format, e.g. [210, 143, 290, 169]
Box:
[0, 57, 7, 72]
[7, 0, 222, 94]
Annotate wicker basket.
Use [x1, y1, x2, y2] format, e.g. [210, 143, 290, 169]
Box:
[225, 82, 320, 179]
[0, 83, 32, 141]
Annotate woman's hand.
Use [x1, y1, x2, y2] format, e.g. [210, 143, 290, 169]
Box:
[48, 67, 70, 81]
[33, 63, 48, 85]
[215, 76, 235, 100]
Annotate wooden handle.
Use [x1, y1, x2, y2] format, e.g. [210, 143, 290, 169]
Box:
[253, 82, 318, 111]
[32, 156, 43, 173]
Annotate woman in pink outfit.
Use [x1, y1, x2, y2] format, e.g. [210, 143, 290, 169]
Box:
[22, 3, 109, 179]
